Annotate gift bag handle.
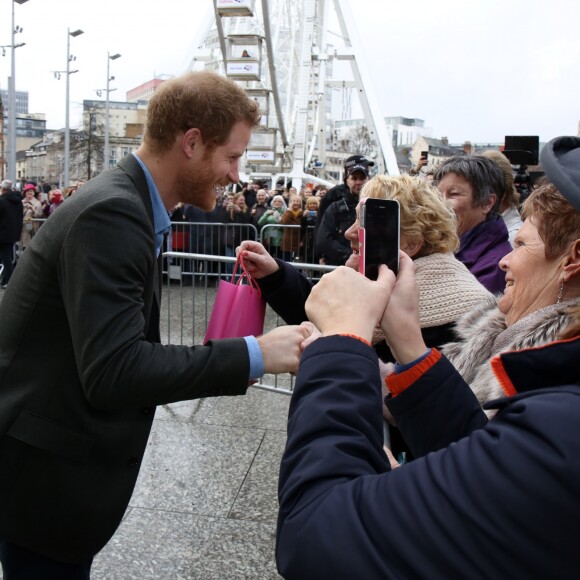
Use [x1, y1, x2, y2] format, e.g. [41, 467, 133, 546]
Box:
[231, 253, 262, 295]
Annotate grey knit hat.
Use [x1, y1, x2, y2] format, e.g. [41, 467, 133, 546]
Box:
[540, 136, 580, 211]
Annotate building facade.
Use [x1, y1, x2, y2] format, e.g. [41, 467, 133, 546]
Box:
[126, 77, 169, 103]
[0, 89, 29, 115]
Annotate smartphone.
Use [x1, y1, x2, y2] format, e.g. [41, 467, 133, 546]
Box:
[420, 150, 429, 161]
[358, 198, 400, 280]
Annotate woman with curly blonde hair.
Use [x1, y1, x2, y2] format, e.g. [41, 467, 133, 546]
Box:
[361, 174, 459, 256]
[351, 174, 492, 359]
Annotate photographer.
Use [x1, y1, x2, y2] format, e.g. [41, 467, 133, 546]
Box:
[316, 161, 369, 265]
[314, 154, 373, 264]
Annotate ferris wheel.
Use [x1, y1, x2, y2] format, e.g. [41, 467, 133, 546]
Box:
[189, 0, 399, 187]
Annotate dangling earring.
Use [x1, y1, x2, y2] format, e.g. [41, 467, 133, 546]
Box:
[557, 279, 565, 304]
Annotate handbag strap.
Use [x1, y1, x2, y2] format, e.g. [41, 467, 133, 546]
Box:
[231, 253, 262, 295]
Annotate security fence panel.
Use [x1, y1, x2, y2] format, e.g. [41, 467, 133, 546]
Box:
[160, 251, 335, 395]
[259, 223, 318, 265]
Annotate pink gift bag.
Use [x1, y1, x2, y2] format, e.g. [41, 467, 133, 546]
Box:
[203, 254, 266, 344]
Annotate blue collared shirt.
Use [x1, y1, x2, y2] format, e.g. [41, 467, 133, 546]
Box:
[132, 152, 171, 256]
[130, 152, 263, 380]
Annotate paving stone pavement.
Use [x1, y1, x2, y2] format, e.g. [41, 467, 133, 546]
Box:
[91, 388, 290, 579]
[0, 274, 295, 579]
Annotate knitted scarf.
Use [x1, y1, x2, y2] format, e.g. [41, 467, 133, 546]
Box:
[415, 252, 493, 328]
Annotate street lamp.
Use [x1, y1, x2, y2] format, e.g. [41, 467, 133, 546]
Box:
[104, 52, 121, 172]
[7, 0, 29, 182]
[63, 27, 83, 189]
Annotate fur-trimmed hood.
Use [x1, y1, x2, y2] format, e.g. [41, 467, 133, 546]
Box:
[442, 295, 580, 406]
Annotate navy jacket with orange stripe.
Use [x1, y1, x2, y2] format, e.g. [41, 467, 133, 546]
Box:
[277, 335, 580, 579]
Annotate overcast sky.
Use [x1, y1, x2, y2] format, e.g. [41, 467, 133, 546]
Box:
[1, 0, 578, 145]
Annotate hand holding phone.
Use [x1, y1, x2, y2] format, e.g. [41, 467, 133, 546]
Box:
[358, 198, 400, 280]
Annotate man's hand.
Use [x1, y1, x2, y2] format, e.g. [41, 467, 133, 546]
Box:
[236, 240, 280, 279]
[379, 252, 427, 365]
[257, 324, 314, 374]
[305, 266, 396, 344]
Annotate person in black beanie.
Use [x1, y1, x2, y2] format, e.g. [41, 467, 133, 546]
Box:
[313, 154, 374, 263]
[315, 156, 373, 265]
[540, 135, 580, 211]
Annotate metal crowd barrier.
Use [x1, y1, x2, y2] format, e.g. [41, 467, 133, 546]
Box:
[17, 221, 321, 268]
[170, 221, 319, 265]
[161, 251, 335, 395]
[258, 223, 318, 264]
[170, 222, 258, 262]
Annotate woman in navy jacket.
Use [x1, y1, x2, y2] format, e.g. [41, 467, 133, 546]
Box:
[276, 136, 580, 579]
[277, 256, 580, 579]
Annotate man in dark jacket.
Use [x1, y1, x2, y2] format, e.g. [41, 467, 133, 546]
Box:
[313, 154, 373, 263]
[243, 181, 259, 209]
[0, 179, 24, 289]
[316, 155, 375, 222]
[0, 72, 309, 578]
[315, 157, 371, 265]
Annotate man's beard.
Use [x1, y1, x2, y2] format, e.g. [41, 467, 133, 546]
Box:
[175, 158, 231, 211]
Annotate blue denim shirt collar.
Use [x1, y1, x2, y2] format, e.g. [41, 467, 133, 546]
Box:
[132, 152, 171, 256]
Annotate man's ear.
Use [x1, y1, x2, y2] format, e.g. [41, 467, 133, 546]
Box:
[182, 128, 201, 159]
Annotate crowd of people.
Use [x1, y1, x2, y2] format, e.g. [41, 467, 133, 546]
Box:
[164, 145, 533, 286]
[0, 67, 579, 579]
[5, 144, 522, 287]
[1, 168, 337, 290]
[165, 179, 329, 267]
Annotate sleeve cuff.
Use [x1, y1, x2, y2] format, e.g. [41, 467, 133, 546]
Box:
[244, 335, 264, 380]
[338, 333, 372, 347]
[386, 348, 442, 397]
